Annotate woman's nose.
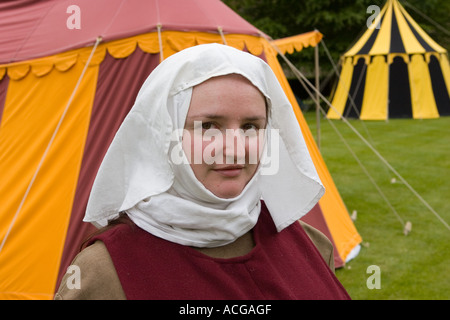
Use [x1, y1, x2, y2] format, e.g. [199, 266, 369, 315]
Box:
[224, 129, 246, 164]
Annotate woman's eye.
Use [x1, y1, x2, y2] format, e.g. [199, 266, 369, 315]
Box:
[242, 123, 259, 131]
[202, 122, 216, 130]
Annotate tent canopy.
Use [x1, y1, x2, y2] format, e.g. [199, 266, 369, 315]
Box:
[328, 0, 450, 120]
[0, 0, 361, 299]
[0, 0, 262, 63]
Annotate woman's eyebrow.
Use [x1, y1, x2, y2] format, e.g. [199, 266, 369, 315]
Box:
[186, 113, 266, 121]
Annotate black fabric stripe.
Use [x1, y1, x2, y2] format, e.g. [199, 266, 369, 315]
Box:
[389, 56, 412, 118]
[401, 10, 435, 52]
[344, 57, 366, 118]
[357, 14, 384, 55]
[428, 55, 450, 115]
[390, 9, 406, 53]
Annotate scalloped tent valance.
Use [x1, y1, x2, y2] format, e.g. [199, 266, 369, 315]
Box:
[271, 30, 323, 55]
[0, 32, 268, 81]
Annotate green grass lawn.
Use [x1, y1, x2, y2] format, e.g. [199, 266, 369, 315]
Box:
[303, 110, 450, 300]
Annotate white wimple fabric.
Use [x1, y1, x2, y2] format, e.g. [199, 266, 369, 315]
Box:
[84, 44, 324, 247]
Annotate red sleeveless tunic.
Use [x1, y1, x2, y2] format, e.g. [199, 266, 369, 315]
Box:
[89, 202, 350, 300]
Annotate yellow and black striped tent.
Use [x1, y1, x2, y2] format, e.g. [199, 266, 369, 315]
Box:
[328, 0, 450, 120]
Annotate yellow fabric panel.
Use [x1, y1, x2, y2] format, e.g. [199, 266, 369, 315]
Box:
[328, 57, 354, 119]
[317, 173, 362, 263]
[408, 54, 439, 119]
[264, 42, 361, 261]
[0, 61, 98, 299]
[344, 2, 387, 57]
[360, 56, 388, 120]
[393, 0, 424, 54]
[271, 31, 323, 54]
[398, 1, 447, 54]
[440, 54, 450, 97]
[369, 1, 393, 56]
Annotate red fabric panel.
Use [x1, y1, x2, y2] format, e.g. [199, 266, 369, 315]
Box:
[55, 49, 160, 289]
[90, 201, 350, 299]
[0, 76, 8, 125]
[301, 204, 344, 268]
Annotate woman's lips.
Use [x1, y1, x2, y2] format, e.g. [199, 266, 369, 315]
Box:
[213, 165, 244, 177]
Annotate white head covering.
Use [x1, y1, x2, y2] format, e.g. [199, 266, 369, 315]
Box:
[84, 43, 324, 247]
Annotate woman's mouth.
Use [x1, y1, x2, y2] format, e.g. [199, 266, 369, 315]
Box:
[213, 165, 244, 177]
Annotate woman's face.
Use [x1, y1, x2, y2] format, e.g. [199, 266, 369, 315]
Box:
[183, 74, 267, 199]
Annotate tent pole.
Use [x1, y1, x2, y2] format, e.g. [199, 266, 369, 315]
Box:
[315, 44, 320, 149]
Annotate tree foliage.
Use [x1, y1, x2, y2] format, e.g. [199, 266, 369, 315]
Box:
[223, 0, 449, 93]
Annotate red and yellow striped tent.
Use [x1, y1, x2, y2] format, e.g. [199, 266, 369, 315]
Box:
[0, 0, 361, 299]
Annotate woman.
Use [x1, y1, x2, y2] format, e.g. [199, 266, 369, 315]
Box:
[55, 44, 350, 300]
